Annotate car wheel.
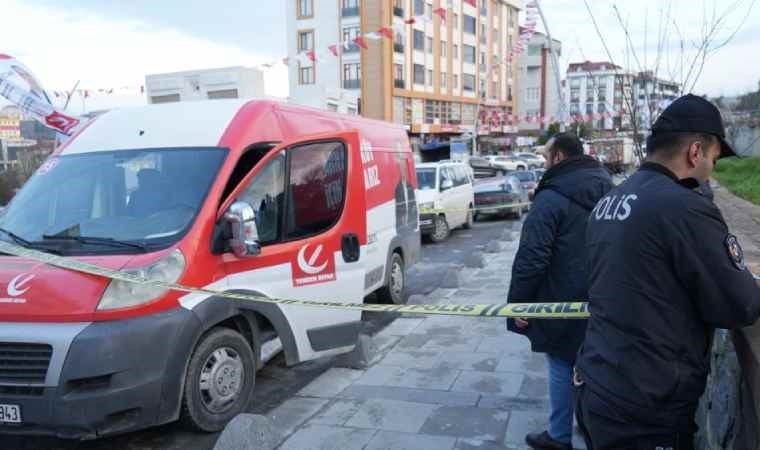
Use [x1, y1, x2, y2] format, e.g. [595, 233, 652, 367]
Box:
[430, 215, 450, 243]
[463, 206, 474, 229]
[517, 165, 526, 171]
[377, 252, 405, 304]
[497, 169, 506, 176]
[181, 327, 256, 432]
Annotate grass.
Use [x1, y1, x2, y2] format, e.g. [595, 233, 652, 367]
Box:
[714, 157, 760, 205]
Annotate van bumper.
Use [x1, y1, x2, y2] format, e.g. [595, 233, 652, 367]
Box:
[419, 213, 436, 233]
[0, 308, 201, 439]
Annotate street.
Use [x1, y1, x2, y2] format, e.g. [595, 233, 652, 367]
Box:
[6, 216, 517, 450]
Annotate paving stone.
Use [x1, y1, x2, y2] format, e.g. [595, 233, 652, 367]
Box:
[345, 398, 439, 432]
[441, 267, 464, 288]
[485, 241, 503, 253]
[503, 411, 548, 446]
[309, 399, 364, 426]
[378, 318, 425, 336]
[451, 370, 524, 396]
[421, 406, 510, 442]
[477, 335, 531, 354]
[267, 397, 330, 443]
[338, 385, 479, 407]
[455, 438, 521, 450]
[518, 375, 549, 399]
[464, 251, 487, 268]
[421, 334, 484, 353]
[356, 365, 461, 390]
[439, 352, 500, 372]
[494, 353, 544, 376]
[297, 368, 364, 398]
[278, 424, 377, 450]
[213, 414, 280, 450]
[379, 348, 442, 369]
[396, 334, 432, 350]
[365, 431, 457, 450]
[478, 395, 548, 412]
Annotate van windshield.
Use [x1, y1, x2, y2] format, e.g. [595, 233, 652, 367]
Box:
[0, 147, 227, 255]
[416, 169, 437, 190]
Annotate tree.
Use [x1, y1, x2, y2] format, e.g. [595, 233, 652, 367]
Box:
[537, 122, 562, 145]
[569, 121, 591, 139]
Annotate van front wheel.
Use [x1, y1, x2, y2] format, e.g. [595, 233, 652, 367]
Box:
[181, 327, 256, 432]
[377, 252, 405, 304]
[430, 215, 450, 243]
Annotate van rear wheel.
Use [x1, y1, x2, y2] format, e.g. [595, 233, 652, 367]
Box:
[181, 327, 256, 432]
[430, 215, 450, 243]
[377, 252, 405, 304]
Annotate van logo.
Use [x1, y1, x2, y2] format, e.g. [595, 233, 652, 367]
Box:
[8, 273, 34, 297]
[297, 244, 328, 275]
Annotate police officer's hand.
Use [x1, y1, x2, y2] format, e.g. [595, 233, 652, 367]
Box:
[515, 318, 529, 329]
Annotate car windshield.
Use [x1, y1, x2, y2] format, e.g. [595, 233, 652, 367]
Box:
[416, 169, 437, 190]
[512, 171, 536, 182]
[0, 147, 227, 254]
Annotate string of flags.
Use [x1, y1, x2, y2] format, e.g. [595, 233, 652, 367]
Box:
[476, 108, 628, 127]
[48, 85, 145, 100]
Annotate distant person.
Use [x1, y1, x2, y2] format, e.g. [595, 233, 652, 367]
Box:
[507, 133, 612, 450]
[575, 94, 760, 449]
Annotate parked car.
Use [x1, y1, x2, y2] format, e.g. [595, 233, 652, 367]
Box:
[509, 170, 539, 199]
[489, 155, 529, 174]
[473, 175, 530, 220]
[416, 161, 475, 243]
[514, 152, 546, 169]
[468, 156, 500, 179]
[533, 168, 546, 181]
[0, 99, 421, 437]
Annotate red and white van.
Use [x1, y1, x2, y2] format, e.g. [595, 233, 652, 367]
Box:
[0, 100, 420, 438]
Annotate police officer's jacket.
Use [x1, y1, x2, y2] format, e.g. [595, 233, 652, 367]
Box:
[576, 162, 760, 429]
[507, 155, 612, 363]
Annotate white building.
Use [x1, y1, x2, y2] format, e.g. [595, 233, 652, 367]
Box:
[145, 67, 266, 104]
[285, 0, 360, 115]
[517, 31, 561, 132]
[631, 71, 680, 129]
[565, 61, 632, 132]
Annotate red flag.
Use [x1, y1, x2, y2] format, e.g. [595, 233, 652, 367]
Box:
[307, 51, 316, 62]
[464, 0, 477, 7]
[84, 90, 90, 98]
[354, 36, 368, 49]
[433, 7, 447, 22]
[282, 57, 290, 66]
[378, 27, 394, 40]
[404, 17, 416, 25]
[328, 44, 339, 56]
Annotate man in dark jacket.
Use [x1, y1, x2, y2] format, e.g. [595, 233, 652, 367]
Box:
[575, 94, 760, 449]
[507, 133, 612, 450]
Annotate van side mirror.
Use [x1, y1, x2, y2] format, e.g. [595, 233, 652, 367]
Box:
[440, 179, 454, 191]
[224, 201, 261, 258]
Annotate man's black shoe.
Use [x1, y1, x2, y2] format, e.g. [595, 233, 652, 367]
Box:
[525, 431, 572, 450]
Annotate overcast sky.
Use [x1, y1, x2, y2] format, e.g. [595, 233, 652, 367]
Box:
[1, 0, 758, 115]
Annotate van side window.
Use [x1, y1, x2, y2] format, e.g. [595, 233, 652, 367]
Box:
[285, 141, 347, 240]
[440, 167, 452, 188]
[453, 166, 466, 187]
[221, 143, 277, 204]
[238, 153, 285, 245]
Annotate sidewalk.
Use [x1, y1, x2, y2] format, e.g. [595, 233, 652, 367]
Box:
[267, 223, 587, 450]
[714, 182, 760, 271]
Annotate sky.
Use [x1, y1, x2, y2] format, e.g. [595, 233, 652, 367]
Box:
[1, 0, 758, 115]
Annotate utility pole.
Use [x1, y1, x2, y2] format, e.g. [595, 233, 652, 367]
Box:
[534, 0, 566, 132]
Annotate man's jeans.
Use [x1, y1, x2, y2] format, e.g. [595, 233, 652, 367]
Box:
[547, 355, 574, 444]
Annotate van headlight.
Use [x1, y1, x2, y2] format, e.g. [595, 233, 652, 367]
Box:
[419, 202, 435, 211]
[97, 249, 186, 310]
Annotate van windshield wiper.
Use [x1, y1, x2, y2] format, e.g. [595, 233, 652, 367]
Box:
[41, 234, 149, 253]
[0, 227, 63, 255]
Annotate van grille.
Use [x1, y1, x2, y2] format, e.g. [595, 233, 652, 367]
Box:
[0, 343, 53, 384]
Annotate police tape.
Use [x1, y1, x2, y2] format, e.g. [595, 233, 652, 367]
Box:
[419, 202, 532, 215]
[0, 240, 588, 319]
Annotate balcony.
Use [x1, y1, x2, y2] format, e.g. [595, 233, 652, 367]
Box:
[394, 42, 404, 53]
[394, 79, 406, 89]
[393, 6, 404, 17]
[343, 79, 361, 89]
[342, 6, 360, 17]
[344, 43, 360, 53]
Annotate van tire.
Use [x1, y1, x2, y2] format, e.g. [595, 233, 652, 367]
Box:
[180, 327, 256, 433]
[517, 165, 526, 171]
[430, 215, 450, 243]
[463, 206, 474, 229]
[377, 252, 405, 304]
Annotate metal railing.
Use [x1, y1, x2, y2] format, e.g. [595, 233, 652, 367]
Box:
[343, 79, 361, 89]
[394, 79, 406, 89]
[344, 43, 360, 53]
[393, 6, 404, 17]
[342, 6, 359, 17]
[394, 43, 405, 53]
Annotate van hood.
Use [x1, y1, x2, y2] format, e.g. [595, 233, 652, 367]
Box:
[0, 254, 136, 321]
[416, 189, 438, 205]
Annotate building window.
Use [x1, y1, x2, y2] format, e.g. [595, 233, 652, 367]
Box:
[299, 65, 315, 84]
[481, 24, 487, 44]
[297, 0, 313, 18]
[463, 45, 476, 64]
[441, 41, 447, 57]
[208, 89, 239, 99]
[463, 15, 476, 34]
[480, 52, 486, 66]
[394, 64, 405, 88]
[491, 82, 498, 99]
[341, 0, 359, 17]
[151, 94, 180, 104]
[463, 74, 475, 92]
[298, 30, 314, 52]
[427, 69, 433, 86]
[453, 44, 459, 59]
[453, 74, 459, 89]
[343, 63, 361, 89]
[414, 64, 425, 85]
[453, 13, 459, 29]
[528, 45, 541, 56]
[414, 0, 424, 15]
[343, 26, 361, 52]
[414, 30, 425, 51]
[426, 37, 433, 54]
[425, 2, 432, 20]
[441, 72, 447, 89]
[526, 87, 539, 102]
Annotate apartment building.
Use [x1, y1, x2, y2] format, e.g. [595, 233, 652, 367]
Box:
[145, 67, 266, 104]
[287, 0, 522, 144]
[517, 30, 561, 133]
[565, 61, 632, 132]
[631, 70, 680, 129]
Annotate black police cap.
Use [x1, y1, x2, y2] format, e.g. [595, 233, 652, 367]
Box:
[651, 94, 735, 158]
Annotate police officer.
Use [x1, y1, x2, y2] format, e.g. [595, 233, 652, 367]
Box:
[574, 94, 760, 450]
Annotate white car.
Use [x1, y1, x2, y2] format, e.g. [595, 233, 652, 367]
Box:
[416, 162, 475, 243]
[514, 152, 546, 169]
[489, 155, 529, 174]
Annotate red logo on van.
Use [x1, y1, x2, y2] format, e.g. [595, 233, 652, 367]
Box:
[292, 244, 336, 286]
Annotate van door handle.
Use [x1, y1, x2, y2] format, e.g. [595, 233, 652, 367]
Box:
[341, 233, 360, 263]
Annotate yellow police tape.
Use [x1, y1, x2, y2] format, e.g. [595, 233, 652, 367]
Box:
[419, 202, 532, 215]
[0, 240, 589, 319]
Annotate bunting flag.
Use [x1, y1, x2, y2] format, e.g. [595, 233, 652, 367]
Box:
[464, 0, 477, 7]
[328, 44, 339, 56]
[404, 17, 416, 25]
[354, 36, 369, 49]
[307, 51, 316, 62]
[377, 27, 394, 40]
[433, 7, 447, 22]
[282, 57, 290, 66]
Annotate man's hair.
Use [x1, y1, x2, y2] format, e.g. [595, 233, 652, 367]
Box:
[548, 133, 584, 158]
[646, 132, 717, 160]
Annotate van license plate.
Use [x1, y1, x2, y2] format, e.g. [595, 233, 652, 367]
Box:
[420, 220, 433, 226]
[0, 404, 21, 423]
